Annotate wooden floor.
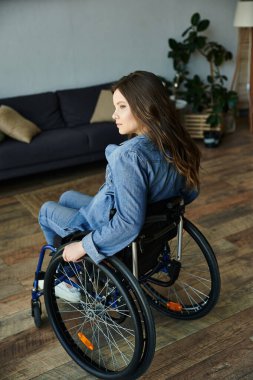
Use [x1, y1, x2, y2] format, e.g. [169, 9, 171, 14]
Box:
[0, 119, 253, 379]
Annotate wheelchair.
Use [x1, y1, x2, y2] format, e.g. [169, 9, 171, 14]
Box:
[31, 197, 221, 380]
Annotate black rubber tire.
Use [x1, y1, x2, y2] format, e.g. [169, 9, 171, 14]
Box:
[109, 256, 156, 379]
[32, 302, 42, 328]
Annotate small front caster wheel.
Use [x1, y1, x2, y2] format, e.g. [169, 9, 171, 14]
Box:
[32, 300, 42, 328]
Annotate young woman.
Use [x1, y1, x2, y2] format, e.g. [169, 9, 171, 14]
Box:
[38, 70, 201, 300]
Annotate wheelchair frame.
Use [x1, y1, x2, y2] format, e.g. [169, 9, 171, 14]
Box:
[31, 197, 221, 379]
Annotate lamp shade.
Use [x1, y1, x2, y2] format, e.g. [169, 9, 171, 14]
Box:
[234, 1, 253, 27]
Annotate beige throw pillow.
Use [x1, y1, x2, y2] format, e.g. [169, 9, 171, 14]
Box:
[0, 105, 41, 143]
[90, 90, 114, 123]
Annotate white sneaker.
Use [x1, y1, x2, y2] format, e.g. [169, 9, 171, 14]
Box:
[37, 280, 81, 303]
[55, 282, 81, 303]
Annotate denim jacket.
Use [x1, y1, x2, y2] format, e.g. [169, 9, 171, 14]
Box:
[69, 135, 198, 264]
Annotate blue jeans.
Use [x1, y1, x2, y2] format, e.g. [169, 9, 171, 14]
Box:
[38, 191, 93, 245]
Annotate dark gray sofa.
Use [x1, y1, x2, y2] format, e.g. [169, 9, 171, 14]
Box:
[0, 83, 125, 181]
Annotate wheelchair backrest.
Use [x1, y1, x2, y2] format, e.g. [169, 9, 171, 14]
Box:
[120, 197, 185, 276]
[138, 196, 184, 243]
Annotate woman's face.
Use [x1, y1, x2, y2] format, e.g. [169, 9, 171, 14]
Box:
[112, 89, 143, 135]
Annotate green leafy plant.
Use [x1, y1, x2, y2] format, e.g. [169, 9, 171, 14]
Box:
[168, 12, 238, 128]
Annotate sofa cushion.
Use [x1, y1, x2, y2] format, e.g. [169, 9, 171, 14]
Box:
[0, 92, 65, 131]
[57, 83, 112, 127]
[86, 122, 126, 151]
[0, 123, 125, 173]
[0, 127, 90, 171]
[90, 90, 114, 123]
[0, 105, 41, 143]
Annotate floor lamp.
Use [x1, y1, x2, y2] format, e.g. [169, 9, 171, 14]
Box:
[233, 1, 253, 133]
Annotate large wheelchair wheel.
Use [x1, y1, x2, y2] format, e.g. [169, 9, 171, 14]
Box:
[140, 217, 221, 320]
[44, 250, 155, 380]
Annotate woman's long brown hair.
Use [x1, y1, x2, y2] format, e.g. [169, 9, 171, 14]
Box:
[112, 71, 201, 190]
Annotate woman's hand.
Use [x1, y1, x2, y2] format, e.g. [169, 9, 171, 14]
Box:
[62, 241, 86, 262]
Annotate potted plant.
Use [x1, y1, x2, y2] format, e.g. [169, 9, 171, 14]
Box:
[168, 12, 238, 146]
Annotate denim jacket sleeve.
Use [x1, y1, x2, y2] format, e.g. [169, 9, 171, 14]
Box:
[81, 149, 148, 264]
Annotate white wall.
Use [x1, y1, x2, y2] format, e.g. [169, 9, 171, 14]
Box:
[0, 0, 237, 98]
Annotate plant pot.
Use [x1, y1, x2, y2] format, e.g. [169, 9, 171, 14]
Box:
[203, 130, 222, 148]
[170, 96, 188, 125]
[222, 111, 236, 134]
[170, 96, 188, 110]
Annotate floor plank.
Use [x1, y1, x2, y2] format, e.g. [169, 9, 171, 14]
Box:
[141, 307, 253, 380]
